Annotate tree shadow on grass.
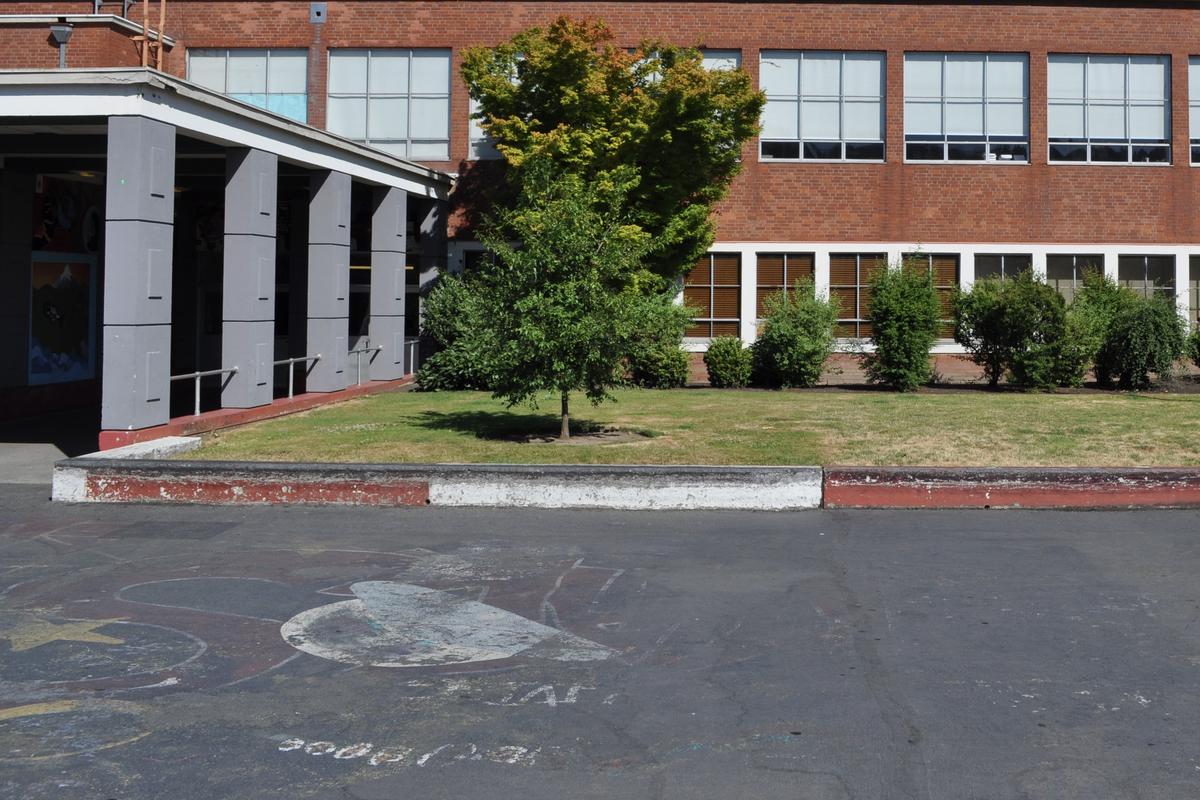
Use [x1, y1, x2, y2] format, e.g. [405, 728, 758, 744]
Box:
[412, 410, 607, 441]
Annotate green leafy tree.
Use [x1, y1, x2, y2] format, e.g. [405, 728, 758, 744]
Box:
[703, 336, 753, 388]
[461, 17, 765, 289]
[863, 259, 942, 391]
[449, 159, 677, 438]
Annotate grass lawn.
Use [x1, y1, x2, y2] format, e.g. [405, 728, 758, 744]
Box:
[188, 387, 1200, 467]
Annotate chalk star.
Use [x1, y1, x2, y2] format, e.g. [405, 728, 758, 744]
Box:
[3, 617, 126, 652]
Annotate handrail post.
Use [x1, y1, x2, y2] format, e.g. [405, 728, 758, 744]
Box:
[193, 374, 201, 416]
[288, 361, 295, 400]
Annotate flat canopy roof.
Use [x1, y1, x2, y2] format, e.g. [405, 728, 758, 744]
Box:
[0, 68, 452, 199]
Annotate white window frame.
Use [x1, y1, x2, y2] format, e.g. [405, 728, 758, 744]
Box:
[1047, 54, 1171, 165]
[326, 48, 452, 161]
[903, 52, 1029, 164]
[759, 50, 886, 163]
[186, 48, 309, 123]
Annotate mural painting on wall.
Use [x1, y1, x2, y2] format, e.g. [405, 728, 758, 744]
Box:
[29, 175, 101, 385]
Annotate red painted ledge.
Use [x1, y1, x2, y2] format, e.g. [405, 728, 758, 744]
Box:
[98, 376, 414, 450]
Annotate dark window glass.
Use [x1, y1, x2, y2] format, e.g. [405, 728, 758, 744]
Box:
[948, 142, 987, 160]
[1192, 145, 1200, 164]
[1131, 144, 1169, 163]
[1049, 142, 1086, 161]
[990, 142, 1028, 161]
[803, 141, 842, 159]
[1090, 144, 1127, 162]
[761, 141, 801, 160]
[906, 142, 944, 160]
[845, 141, 884, 160]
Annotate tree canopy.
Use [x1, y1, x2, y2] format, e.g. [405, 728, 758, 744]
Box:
[461, 17, 764, 290]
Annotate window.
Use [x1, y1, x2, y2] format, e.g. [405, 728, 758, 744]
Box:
[468, 97, 500, 160]
[1048, 55, 1170, 163]
[830, 253, 886, 337]
[903, 253, 959, 338]
[1191, 58, 1200, 164]
[188, 49, 308, 122]
[1118, 255, 1175, 299]
[327, 49, 451, 160]
[756, 253, 814, 317]
[701, 49, 741, 71]
[1046, 253, 1103, 303]
[760, 51, 885, 161]
[974, 253, 1032, 281]
[1190, 256, 1200, 325]
[904, 53, 1028, 162]
[684, 253, 741, 337]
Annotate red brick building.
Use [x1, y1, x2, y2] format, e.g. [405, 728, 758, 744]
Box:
[2, 1, 1199, 433]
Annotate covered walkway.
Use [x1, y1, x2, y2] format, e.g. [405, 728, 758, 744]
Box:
[0, 68, 451, 451]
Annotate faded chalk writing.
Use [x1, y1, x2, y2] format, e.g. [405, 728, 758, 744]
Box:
[276, 737, 539, 768]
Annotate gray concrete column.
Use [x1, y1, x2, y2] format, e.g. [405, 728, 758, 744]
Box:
[101, 116, 175, 431]
[368, 186, 407, 380]
[0, 171, 34, 387]
[305, 169, 350, 392]
[221, 148, 278, 408]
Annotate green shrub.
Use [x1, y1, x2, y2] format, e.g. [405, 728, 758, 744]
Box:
[749, 280, 837, 388]
[703, 336, 752, 388]
[1073, 272, 1185, 389]
[954, 272, 1088, 391]
[624, 294, 692, 388]
[1188, 327, 1200, 370]
[862, 259, 941, 391]
[416, 274, 496, 391]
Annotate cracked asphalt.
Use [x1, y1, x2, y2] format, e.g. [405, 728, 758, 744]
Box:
[1, 481, 1199, 799]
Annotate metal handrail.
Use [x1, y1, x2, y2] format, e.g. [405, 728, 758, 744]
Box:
[170, 366, 238, 417]
[273, 354, 321, 399]
[348, 344, 383, 386]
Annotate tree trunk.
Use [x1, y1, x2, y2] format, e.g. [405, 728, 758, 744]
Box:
[560, 391, 570, 440]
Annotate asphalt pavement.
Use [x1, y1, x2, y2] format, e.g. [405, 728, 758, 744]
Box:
[1, 482, 1199, 799]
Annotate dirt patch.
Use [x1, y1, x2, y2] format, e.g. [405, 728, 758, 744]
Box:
[504, 429, 655, 446]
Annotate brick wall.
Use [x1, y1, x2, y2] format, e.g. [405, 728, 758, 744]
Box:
[7, 1, 1200, 245]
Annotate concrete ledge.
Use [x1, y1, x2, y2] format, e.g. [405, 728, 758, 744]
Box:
[51, 436, 202, 502]
[823, 466, 1200, 509]
[51, 460, 823, 510]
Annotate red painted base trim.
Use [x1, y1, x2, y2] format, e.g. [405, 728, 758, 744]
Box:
[86, 474, 429, 506]
[824, 468, 1200, 509]
[98, 377, 413, 450]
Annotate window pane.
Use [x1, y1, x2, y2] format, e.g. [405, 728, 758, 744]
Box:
[843, 52, 883, 97]
[1146, 255, 1175, 289]
[368, 97, 408, 140]
[846, 141, 884, 160]
[944, 54, 984, 98]
[227, 51, 267, 94]
[1129, 103, 1166, 140]
[369, 51, 409, 94]
[701, 50, 740, 71]
[987, 100, 1025, 137]
[761, 140, 800, 159]
[803, 52, 841, 95]
[1048, 55, 1084, 99]
[409, 97, 449, 139]
[760, 52, 799, 95]
[411, 51, 450, 94]
[189, 52, 226, 92]
[408, 141, 449, 160]
[1128, 56, 1167, 101]
[844, 99, 882, 140]
[906, 141, 944, 160]
[801, 99, 840, 139]
[905, 53, 942, 97]
[712, 254, 741, 284]
[329, 51, 368, 94]
[762, 99, 799, 139]
[266, 93, 307, 122]
[1088, 102, 1126, 139]
[986, 54, 1026, 99]
[1048, 101, 1085, 138]
[757, 254, 785, 285]
[1087, 56, 1126, 100]
[804, 141, 841, 159]
[948, 142, 986, 160]
[327, 96, 367, 139]
[975, 255, 1002, 280]
[1191, 104, 1200, 140]
[229, 93, 267, 110]
[268, 51, 307, 93]
[371, 141, 407, 158]
[945, 100, 984, 135]
[905, 100, 942, 135]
